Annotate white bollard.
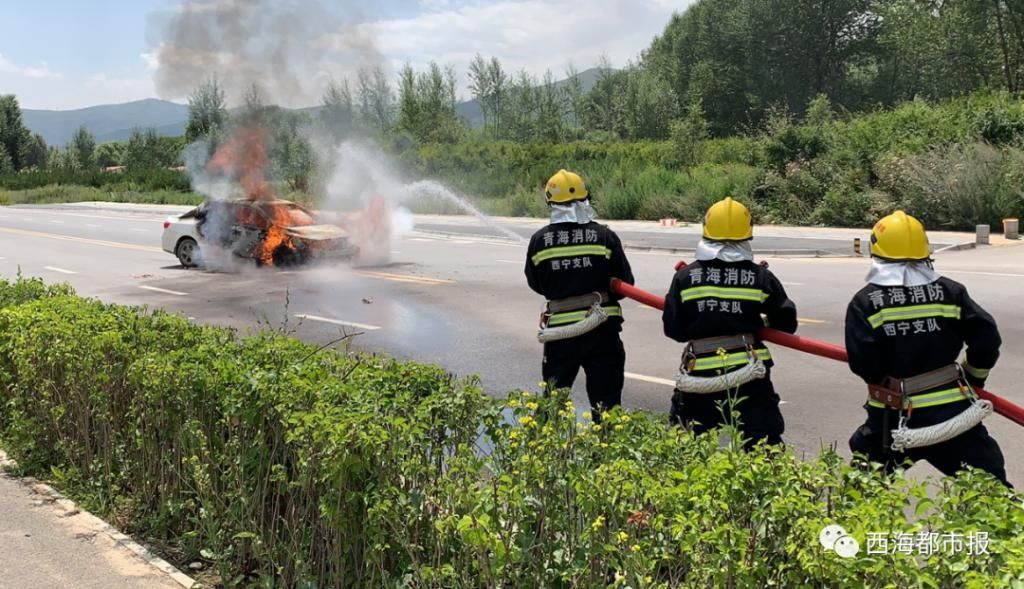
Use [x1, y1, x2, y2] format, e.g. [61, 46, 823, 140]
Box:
[976, 224, 990, 245]
[1004, 218, 1020, 240]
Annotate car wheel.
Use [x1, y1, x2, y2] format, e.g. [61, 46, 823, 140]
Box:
[175, 237, 200, 268]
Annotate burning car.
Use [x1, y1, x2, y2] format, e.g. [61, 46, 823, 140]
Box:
[162, 199, 358, 268]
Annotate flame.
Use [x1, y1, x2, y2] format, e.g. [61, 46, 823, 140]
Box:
[207, 126, 275, 201]
[208, 126, 295, 266]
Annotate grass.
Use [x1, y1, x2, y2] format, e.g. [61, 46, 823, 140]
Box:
[0, 185, 204, 207]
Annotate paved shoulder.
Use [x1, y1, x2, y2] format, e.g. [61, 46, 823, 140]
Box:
[0, 454, 189, 589]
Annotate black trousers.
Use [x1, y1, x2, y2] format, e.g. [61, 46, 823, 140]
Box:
[669, 376, 785, 449]
[850, 405, 1010, 486]
[542, 323, 625, 415]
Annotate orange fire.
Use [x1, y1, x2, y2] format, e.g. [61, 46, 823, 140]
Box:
[208, 126, 294, 265]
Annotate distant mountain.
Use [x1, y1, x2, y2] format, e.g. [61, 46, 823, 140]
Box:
[23, 68, 612, 145]
[23, 99, 189, 146]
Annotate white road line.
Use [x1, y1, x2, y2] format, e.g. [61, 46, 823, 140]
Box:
[945, 270, 1024, 278]
[43, 266, 76, 274]
[624, 372, 675, 387]
[50, 220, 65, 224]
[86, 224, 101, 228]
[294, 313, 382, 331]
[130, 228, 147, 232]
[496, 259, 521, 264]
[449, 239, 473, 244]
[781, 282, 805, 286]
[138, 285, 188, 296]
[409, 237, 433, 242]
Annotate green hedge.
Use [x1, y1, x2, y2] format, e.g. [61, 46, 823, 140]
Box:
[0, 277, 1022, 587]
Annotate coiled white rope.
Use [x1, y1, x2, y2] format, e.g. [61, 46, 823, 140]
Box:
[537, 304, 608, 343]
[890, 400, 993, 452]
[674, 357, 767, 394]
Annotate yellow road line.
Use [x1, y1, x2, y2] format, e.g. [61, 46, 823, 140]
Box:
[0, 226, 164, 253]
[353, 269, 454, 285]
[799, 318, 828, 325]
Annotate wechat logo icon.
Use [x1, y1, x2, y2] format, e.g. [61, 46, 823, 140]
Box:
[819, 524, 860, 559]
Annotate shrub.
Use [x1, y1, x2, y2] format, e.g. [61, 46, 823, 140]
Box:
[877, 143, 1024, 230]
[0, 277, 1022, 587]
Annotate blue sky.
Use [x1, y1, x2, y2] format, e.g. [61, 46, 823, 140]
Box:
[1, 0, 684, 110]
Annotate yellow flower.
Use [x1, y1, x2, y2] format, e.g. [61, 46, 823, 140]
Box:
[506, 399, 520, 409]
[564, 400, 574, 411]
[621, 414, 631, 422]
[631, 544, 641, 553]
[617, 531, 629, 543]
[601, 411, 611, 421]
[614, 424, 624, 432]
[508, 430, 520, 440]
[591, 515, 605, 531]
[600, 443, 609, 449]
[526, 401, 539, 411]
[592, 424, 602, 432]
[583, 411, 592, 420]
[521, 454, 531, 463]
[523, 391, 532, 398]
[518, 416, 535, 427]
[645, 576, 653, 583]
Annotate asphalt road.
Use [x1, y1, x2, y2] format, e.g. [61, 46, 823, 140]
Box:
[413, 217, 961, 255]
[1, 204, 1022, 487]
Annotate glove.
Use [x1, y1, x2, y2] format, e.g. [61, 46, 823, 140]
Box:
[960, 361, 988, 389]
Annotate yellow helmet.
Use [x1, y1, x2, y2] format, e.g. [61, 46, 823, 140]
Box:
[545, 169, 589, 204]
[870, 210, 930, 260]
[703, 197, 753, 241]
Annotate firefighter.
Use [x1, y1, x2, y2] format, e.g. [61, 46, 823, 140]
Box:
[846, 211, 1009, 485]
[662, 197, 797, 448]
[525, 169, 635, 418]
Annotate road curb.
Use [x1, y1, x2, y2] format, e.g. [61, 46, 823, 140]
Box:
[0, 449, 196, 589]
[933, 241, 977, 254]
[412, 228, 853, 258]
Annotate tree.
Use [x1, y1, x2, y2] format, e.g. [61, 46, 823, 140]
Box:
[23, 133, 48, 169]
[69, 126, 96, 170]
[0, 95, 32, 170]
[670, 99, 710, 170]
[185, 76, 227, 143]
[0, 144, 12, 174]
[356, 66, 395, 134]
[95, 142, 124, 168]
[396, 62, 464, 144]
[320, 78, 355, 140]
[562, 63, 585, 134]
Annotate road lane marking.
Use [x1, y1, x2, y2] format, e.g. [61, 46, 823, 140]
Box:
[782, 282, 805, 286]
[294, 313, 382, 331]
[496, 259, 520, 264]
[945, 270, 1024, 278]
[130, 228, 147, 232]
[353, 269, 454, 285]
[44, 266, 76, 274]
[625, 372, 675, 387]
[0, 226, 163, 253]
[138, 285, 187, 296]
[86, 224, 101, 228]
[50, 220, 65, 224]
[799, 318, 828, 324]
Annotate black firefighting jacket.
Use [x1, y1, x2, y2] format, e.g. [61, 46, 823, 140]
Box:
[525, 221, 634, 329]
[845, 277, 1001, 394]
[663, 259, 797, 373]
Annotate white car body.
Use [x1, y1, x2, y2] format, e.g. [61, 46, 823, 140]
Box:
[160, 200, 358, 268]
[161, 214, 201, 267]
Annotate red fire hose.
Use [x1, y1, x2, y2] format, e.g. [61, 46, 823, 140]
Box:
[610, 278, 1024, 428]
